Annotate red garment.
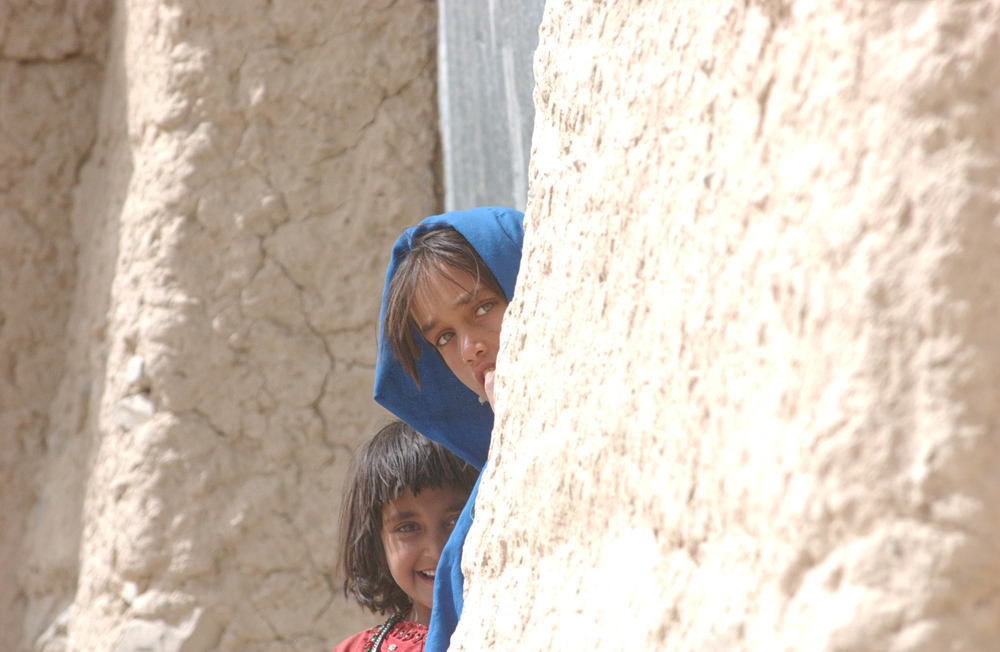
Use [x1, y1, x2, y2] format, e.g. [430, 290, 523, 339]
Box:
[332, 620, 427, 652]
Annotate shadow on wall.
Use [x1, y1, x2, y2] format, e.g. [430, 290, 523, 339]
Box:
[11, 0, 132, 649]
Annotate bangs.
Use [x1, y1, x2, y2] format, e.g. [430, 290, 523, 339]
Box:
[359, 422, 479, 508]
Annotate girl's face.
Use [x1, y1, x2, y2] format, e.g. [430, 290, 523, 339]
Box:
[381, 486, 468, 624]
[410, 265, 508, 402]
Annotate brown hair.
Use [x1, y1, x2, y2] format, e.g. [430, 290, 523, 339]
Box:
[339, 419, 478, 615]
[383, 227, 505, 386]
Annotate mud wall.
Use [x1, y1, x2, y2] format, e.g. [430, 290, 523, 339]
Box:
[2, 0, 440, 650]
[0, 1, 109, 650]
[461, 1, 1000, 651]
[6, 0, 999, 651]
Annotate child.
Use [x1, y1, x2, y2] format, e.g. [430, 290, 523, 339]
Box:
[374, 207, 524, 652]
[335, 420, 478, 652]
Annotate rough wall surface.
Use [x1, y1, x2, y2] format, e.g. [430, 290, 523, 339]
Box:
[459, 1, 1000, 651]
[3, 0, 440, 651]
[0, 2, 109, 651]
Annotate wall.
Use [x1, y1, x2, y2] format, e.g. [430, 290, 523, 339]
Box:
[2, 0, 441, 650]
[459, 1, 1000, 651]
[0, 2, 109, 650]
[6, 0, 999, 650]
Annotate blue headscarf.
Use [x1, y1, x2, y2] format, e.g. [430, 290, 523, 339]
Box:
[374, 206, 524, 651]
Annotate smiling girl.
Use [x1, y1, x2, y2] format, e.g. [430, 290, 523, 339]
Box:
[336, 420, 477, 652]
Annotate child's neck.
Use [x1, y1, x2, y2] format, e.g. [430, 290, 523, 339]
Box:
[409, 604, 431, 626]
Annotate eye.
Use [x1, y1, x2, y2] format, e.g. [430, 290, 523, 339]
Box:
[395, 522, 419, 534]
[445, 515, 460, 530]
[475, 301, 495, 317]
[435, 331, 454, 347]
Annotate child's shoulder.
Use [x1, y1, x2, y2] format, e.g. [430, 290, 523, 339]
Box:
[331, 620, 427, 652]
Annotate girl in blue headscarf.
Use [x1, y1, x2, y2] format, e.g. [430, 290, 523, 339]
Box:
[374, 206, 524, 651]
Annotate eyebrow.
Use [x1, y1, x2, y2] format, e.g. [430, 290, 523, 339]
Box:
[384, 500, 468, 524]
[417, 291, 475, 334]
[384, 509, 418, 523]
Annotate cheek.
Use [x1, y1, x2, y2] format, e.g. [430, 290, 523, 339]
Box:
[437, 346, 468, 377]
[382, 534, 405, 565]
[491, 304, 508, 334]
[488, 316, 505, 344]
[384, 536, 417, 564]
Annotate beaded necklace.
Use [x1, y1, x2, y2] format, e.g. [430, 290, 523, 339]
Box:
[364, 609, 405, 652]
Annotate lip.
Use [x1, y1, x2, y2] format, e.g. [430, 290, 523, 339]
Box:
[416, 569, 436, 582]
[474, 361, 496, 390]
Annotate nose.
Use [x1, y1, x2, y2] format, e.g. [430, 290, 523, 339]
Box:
[423, 524, 450, 565]
[430, 526, 449, 557]
[460, 329, 485, 365]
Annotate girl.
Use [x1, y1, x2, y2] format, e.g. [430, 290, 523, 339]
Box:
[374, 206, 524, 651]
[335, 420, 478, 652]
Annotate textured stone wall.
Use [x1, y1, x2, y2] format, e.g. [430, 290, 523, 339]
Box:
[3, 0, 440, 650]
[460, 1, 1000, 651]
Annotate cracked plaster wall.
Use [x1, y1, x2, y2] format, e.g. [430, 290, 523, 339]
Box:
[0, 1, 110, 650]
[457, 1, 1000, 651]
[2, 0, 440, 651]
[7, 1, 1000, 651]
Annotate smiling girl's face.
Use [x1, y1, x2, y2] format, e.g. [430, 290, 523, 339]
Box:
[410, 265, 508, 403]
[380, 486, 469, 625]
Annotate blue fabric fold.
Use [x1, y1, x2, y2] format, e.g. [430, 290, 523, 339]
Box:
[373, 207, 524, 651]
[425, 470, 482, 652]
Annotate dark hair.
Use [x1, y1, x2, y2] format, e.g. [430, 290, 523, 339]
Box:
[383, 227, 505, 385]
[340, 419, 478, 614]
